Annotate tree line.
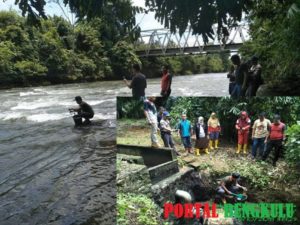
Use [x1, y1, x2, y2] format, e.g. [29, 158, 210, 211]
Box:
[0, 10, 230, 88]
[0, 11, 140, 87]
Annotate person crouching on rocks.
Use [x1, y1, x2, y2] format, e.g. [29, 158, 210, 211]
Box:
[69, 96, 94, 126]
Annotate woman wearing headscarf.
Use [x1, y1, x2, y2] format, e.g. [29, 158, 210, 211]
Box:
[194, 117, 209, 155]
[207, 112, 221, 150]
[235, 111, 251, 154]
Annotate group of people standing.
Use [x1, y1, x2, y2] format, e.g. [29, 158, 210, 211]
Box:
[123, 54, 263, 99]
[144, 99, 286, 167]
[227, 54, 263, 97]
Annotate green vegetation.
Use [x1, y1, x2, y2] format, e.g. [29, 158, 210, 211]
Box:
[118, 97, 300, 138]
[0, 10, 140, 87]
[0, 10, 228, 88]
[117, 193, 165, 225]
[240, 0, 300, 94]
[285, 124, 300, 165]
[10, 0, 300, 93]
[141, 53, 229, 78]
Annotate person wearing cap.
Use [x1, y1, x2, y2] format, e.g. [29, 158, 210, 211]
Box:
[123, 64, 147, 99]
[178, 113, 193, 154]
[247, 56, 263, 97]
[160, 111, 179, 155]
[194, 116, 209, 155]
[235, 111, 251, 154]
[262, 115, 286, 167]
[144, 97, 160, 148]
[207, 112, 221, 150]
[251, 112, 271, 159]
[69, 96, 94, 125]
[216, 173, 247, 204]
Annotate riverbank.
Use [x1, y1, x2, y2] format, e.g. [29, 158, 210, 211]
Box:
[117, 119, 300, 224]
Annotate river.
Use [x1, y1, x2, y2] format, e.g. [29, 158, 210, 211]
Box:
[0, 72, 227, 225]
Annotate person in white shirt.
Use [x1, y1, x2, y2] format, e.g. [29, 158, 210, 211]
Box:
[144, 97, 160, 148]
[251, 112, 271, 159]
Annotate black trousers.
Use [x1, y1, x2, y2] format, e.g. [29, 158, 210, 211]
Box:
[161, 132, 175, 149]
[78, 112, 94, 120]
[263, 139, 283, 163]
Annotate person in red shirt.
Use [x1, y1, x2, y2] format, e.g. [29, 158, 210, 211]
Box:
[262, 115, 286, 167]
[235, 111, 251, 154]
[160, 65, 172, 97]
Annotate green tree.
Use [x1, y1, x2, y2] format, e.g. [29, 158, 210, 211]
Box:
[240, 0, 300, 94]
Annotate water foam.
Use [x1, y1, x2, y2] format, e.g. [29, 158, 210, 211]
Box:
[27, 113, 68, 122]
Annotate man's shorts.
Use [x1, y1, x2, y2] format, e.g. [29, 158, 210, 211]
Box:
[209, 131, 220, 140]
[181, 136, 192, 148]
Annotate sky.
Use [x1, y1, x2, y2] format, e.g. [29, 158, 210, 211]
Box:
[0, 0, 163, 30]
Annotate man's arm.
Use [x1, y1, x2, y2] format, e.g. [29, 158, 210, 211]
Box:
[252, 121, 257, 138]
[69, 107, 80, 112]
[166, 74, 171, 90]
[282, 124, 286, 140]
[177, 123, 181, 136]
[123, 78, 132, 88]
[236, 182, 247, 191]
[265, 123, 271, 143]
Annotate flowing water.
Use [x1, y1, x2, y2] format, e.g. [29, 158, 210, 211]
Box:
[0, 83, 116, 225]
[121, 73, 229, 96]
[0, 73, 227, 225]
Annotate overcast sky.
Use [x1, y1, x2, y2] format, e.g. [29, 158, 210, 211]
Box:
[0, 0, 163, 30]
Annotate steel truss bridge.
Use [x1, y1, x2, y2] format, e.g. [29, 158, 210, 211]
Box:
[135, 25, 249, 57]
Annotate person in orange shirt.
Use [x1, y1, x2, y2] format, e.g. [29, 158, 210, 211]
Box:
[262, 115, 286, 167]
[207, 112, 221, 150]
[160, 65, 172, 97]
[235, 111, 251, 154]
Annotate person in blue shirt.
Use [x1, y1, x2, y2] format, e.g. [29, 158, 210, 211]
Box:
[177, 113, 193, 154]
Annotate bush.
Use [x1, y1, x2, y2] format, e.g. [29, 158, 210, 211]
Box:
[285, 124, 300, 165]
[117, 193, 162, 225]
[230, 161, 271, 189]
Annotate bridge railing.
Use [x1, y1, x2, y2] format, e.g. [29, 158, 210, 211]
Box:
[135, 24, 249, 57]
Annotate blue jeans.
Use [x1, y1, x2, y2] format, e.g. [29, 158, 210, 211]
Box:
[252, 137, 265, 158]
[209, 131, 220, 140]
[181, 136, 192, 148]
[231, 84, 242, 97]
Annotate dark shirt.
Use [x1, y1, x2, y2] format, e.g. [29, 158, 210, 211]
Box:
[80, 102, 94, 116]
[235, 63, 248, 85]
[130, 73, 147, 98]
[194, 123, 208, 139]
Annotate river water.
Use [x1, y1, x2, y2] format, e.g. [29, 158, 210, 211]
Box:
[0, 73, 227, 225]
